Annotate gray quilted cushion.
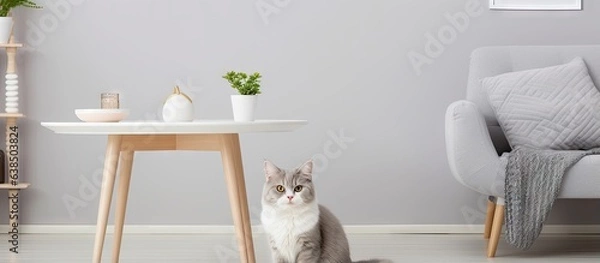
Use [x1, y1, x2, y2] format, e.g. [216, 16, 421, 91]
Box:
[483, 57, 600, 150]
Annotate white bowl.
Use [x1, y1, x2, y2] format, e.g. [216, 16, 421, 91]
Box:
[75, 109, 129, 122]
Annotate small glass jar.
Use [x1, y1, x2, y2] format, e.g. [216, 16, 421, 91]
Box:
[101, 93, 119, 109]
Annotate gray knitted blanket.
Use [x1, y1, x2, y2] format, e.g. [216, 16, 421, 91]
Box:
[504, 147, 600, 250]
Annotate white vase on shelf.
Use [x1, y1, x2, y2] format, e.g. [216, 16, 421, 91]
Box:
[0, 17, 13, 44]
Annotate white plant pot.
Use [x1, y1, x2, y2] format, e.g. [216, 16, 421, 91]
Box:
[0, 17, 13, 44]
[231, 95, 257, 122]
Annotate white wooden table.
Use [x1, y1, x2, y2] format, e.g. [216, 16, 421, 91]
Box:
[41, 120, 307, 263]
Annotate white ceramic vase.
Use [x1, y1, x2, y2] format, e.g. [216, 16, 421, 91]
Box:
[0, 17, 13, 44]
[231, 95, 257, 122]
[162, 86, 194, 122]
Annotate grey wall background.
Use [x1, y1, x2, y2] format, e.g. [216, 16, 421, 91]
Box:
[2, 0, 600, 226]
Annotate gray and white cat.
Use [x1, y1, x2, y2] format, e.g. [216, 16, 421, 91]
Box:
[261, 159, 392, 263]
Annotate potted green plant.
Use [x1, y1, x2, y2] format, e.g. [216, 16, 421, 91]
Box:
[0, 0, 42, 43]
[222, 71, 262, 121]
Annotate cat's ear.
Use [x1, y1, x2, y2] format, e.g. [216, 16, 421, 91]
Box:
[298, 159, 313, 180]
[264, 159, 280, 180]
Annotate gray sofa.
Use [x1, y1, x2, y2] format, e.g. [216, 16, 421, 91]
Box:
[445, 45, 600, 257]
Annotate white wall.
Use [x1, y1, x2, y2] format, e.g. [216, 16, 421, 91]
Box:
[3, 0, 600, 226]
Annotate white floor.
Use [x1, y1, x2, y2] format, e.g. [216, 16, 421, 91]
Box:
[0, 233, 598, 262]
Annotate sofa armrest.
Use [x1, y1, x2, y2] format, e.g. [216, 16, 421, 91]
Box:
[445, 100, 504, 195]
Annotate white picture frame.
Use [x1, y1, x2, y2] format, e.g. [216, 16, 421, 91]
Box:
[489, 0, 582, 10]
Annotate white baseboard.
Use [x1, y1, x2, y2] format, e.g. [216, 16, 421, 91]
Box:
[1, 224, 599, 234]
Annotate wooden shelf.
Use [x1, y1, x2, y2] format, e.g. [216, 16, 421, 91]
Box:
[0, 183, 30, 190]
[1, 31, 27, 250]
[0, 43, 23, 48]
[0, 113, 24, 118]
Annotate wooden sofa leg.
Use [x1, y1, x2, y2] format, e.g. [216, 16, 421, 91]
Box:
[487, 197, 505, 258]
[484, 197, 496, 239]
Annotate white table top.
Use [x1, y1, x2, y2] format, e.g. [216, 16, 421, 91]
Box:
[41, 120, 308, 135]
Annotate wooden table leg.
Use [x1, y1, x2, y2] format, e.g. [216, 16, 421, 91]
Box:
[219, 134, 256, 263]
[230, 134, 256, 262]
[93, 135, 122, 263]
[112, 151, 135, 263]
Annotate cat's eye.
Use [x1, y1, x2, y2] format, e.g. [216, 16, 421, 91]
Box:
[276, 185, 285, 192]
[294, 186, 303, 192]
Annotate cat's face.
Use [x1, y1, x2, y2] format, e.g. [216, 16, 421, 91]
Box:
[262, 160, 316, 209]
